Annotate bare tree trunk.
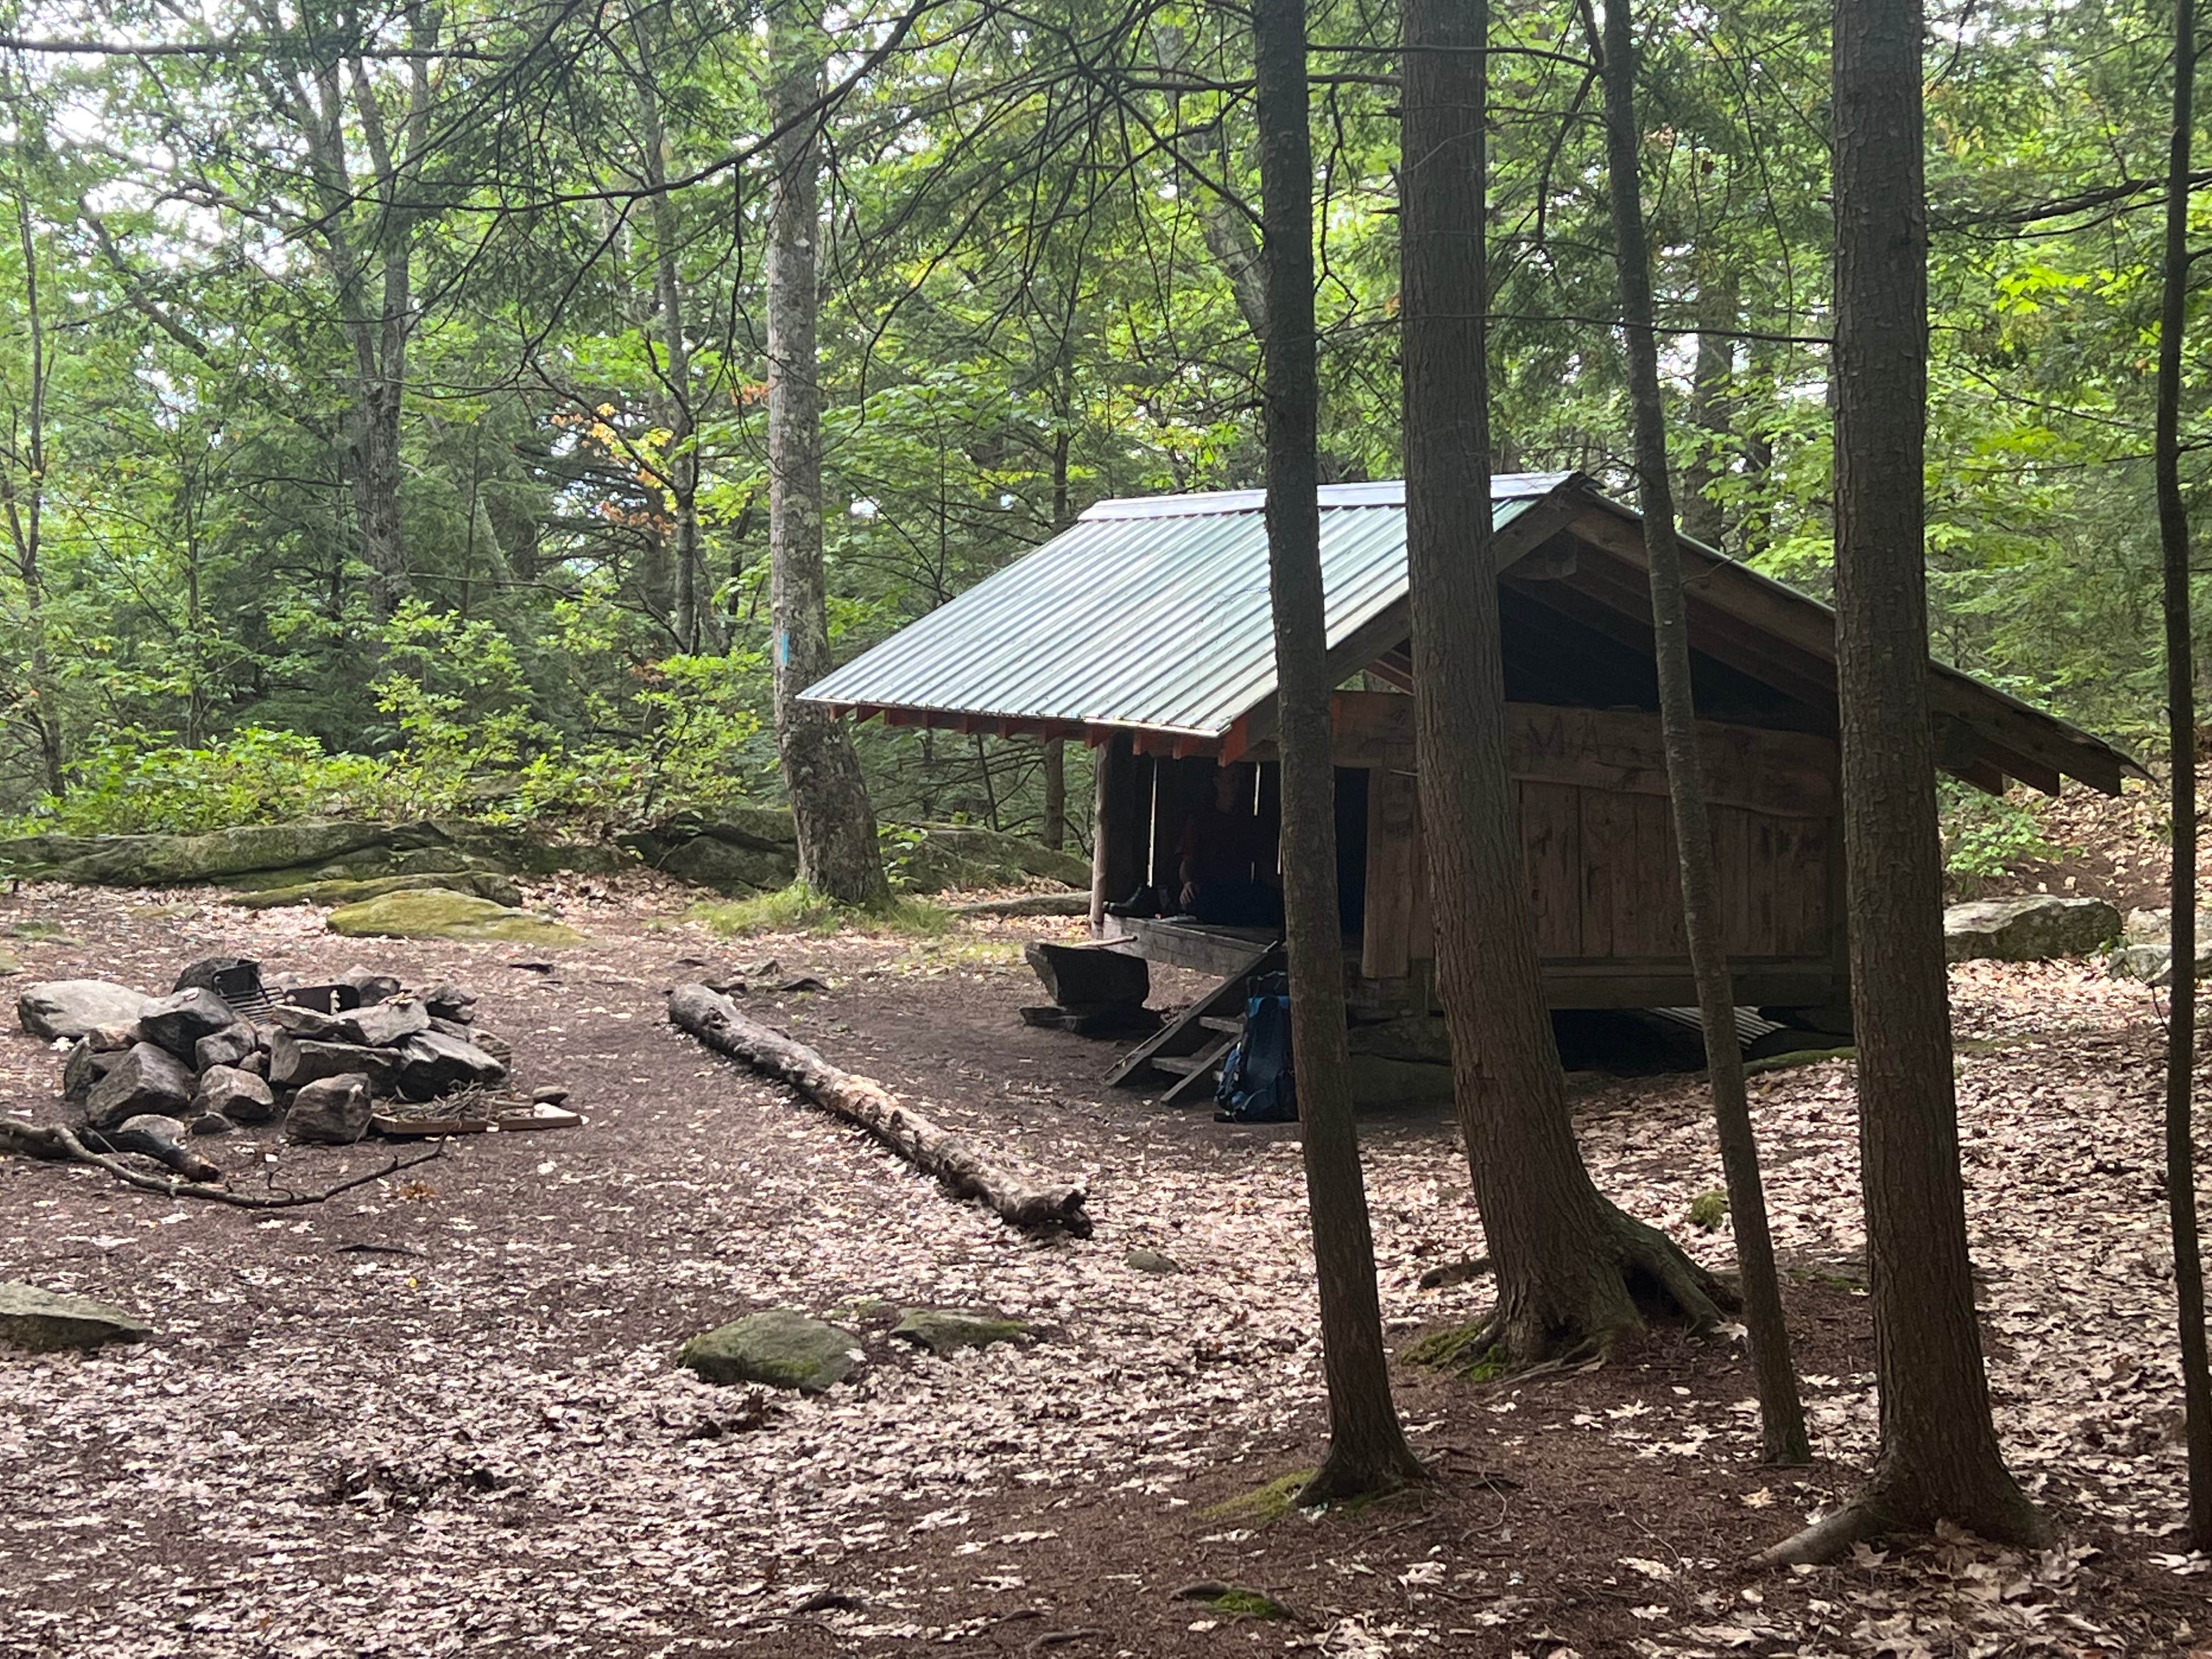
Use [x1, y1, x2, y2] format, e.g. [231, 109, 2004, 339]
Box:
[2156, 0, 2212, 1552]
[1041, 739, 1066, 850]
[1760, 0, 2039, 1563]
[766, 0, 889, 907]
[631, 0, 705, 653]
[1403, 0, 1729, 1373]
[0, 180, 64, 796]
[1252, 0, 1425, 1505]
[1680, 270, 1738, 549]
[1592, 0, 1808, 1465]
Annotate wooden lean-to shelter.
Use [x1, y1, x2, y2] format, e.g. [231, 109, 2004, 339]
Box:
[803, 471, 2138, 1066]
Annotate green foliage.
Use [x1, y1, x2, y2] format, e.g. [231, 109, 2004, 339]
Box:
[1403, 1322, 1509, 1380]
[1942, 783, 2068, 890]
[1688, 1189, 1730, 1232]
[687, 883, 949, 939]
[20, 729, 394, 836]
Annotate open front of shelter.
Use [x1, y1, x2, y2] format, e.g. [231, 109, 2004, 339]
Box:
[803, 472, 2138, 1060]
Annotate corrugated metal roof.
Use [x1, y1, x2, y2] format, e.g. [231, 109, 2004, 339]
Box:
[802, 472, 1573, 738]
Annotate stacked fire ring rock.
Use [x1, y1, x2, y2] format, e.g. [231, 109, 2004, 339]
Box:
[22, 960, 511, 1148]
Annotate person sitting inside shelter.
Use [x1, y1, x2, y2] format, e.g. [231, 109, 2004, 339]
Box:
[1174, 765, 1282, 928]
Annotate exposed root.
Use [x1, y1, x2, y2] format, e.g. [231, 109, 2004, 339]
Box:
[1, 1119, 447, 1209]
[1751, 1497, 1896, 1568]
[1295, 1446, 1431, 1509]
[1409, 1203, 1739, 1382]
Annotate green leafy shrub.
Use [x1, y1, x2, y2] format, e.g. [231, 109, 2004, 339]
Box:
[1942, 782, 2067, 893]
[20, 729, 399, 836]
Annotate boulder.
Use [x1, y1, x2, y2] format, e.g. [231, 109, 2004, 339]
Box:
[192, 1064, 276, 1126]
[392, 1030, 509, 1100]
[81, 1043, 196, 1130]
[172, 956, 257, 995]
[338, 967, 404, 1007]
[324, 998, 429, 1049]
[0, 1282, 149, 1352]
[262, 1003, 345, 1040]
[193, 1023, 260, 1073]
[18, 979, 153, 1040]
[325, 889, 583, 946]
[424, 982, 477, 1022]
[284, 1074, 373, 1144]
[890, 1308, 1033, 1356]
[268, 1033, 400, 1095]
[657, 835, 798, 896]
[61, 1040, 122, 1107]
[224, 871, 526, 911]
[1943, 895, 2122, 963]
[187, 1111, 234, 1137]
[676, 1310, 862, 1392]
[135, 988, 241, 1060]
[894, 824, 1091, 894]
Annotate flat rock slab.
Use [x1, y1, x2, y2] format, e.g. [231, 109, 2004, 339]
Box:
[1124, 1248, 1183, 1276]
[325, 889, 584, 947]
[19, 980, 154, 1040]
[891, 1308, 1033, 1356]
[0, 1282, 149, 1352]
[677, 1310, 862, 1392]
[1944, 895, 2121, 963]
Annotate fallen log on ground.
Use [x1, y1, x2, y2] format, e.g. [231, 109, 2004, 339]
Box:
[667, 983, 1093, 1238]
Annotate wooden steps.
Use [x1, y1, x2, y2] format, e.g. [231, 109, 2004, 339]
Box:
[1105, 941, 1282, 1097]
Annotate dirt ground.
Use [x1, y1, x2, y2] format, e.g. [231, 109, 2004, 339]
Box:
[1, 879, 2208, 1658]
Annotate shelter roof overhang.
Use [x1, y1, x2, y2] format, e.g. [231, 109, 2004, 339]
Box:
[801, 472, 2143, 797]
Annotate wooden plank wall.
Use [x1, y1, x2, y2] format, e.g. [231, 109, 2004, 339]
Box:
[1342, 693, 1839, 972]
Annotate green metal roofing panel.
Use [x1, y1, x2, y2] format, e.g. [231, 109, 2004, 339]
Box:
[801, 472, 1573, 738]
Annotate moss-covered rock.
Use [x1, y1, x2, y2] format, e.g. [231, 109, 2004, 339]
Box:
[0, 819, 636, 891]
[0, 1282, 150, 1352]
[890, 1308, 1032, 1356]
[676, 1309, 862, 1392]
[227, 871, 524, 910]
[325, 889, 583, 945]
[893, 824, 1089, 893]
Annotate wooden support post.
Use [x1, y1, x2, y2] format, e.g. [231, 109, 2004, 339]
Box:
[1090, 732, 1139, 934]
[1362, 767, 1420, 980]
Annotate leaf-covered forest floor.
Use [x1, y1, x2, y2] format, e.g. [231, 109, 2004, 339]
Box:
[1, 872, 2208, 1657]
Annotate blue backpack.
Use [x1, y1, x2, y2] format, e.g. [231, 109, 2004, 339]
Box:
[1215, 974, 1296, 1123]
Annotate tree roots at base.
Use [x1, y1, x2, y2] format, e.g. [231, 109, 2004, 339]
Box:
[1410, 1202, 1741, 1380]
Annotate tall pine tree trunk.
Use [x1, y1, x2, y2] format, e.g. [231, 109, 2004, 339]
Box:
[633, 0, 706, 654]
[1403, 0, 1729, 1374]
[1680, 270, 1737, 549]
[1591, 0, 1807, 1464]
[766, 0, 889, 907]
[1760, 0, 2038, 1562]
[2155, 0, 2212, 1551]
[1252, 0, 1425, 1504]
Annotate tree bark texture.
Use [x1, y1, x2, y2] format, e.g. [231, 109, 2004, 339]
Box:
[1593, 0, 1808, 1464]
[668, 984, 1092, 1235]
[766, 0, 890, 907]
[1777, 0, 2040, 1557]
[631, 0, 707, 653]
[1042, 738, 1067, 850]
[1253, 0, 1425, 1503]
[1679, 270, 1739, 550]
[2, 183, 64, 795]
[2155, 0, 2212, 1551]
[1402, 0, 1728, 1370]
